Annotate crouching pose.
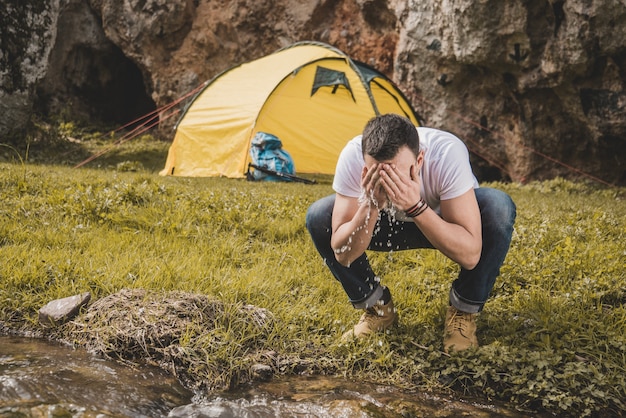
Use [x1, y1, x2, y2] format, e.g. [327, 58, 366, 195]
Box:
[306, 114, 516, 352]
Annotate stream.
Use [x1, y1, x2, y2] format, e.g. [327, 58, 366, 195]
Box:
[0, 336, 539, 417]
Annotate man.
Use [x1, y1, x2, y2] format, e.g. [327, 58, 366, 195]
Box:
[306, 113, 516, 352]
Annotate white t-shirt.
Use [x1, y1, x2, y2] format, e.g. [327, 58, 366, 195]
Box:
[332, 127, 479, 216]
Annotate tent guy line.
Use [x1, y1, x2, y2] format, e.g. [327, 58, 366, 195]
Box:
[72, 82, 206, 169]
[414, 94, 614, 186]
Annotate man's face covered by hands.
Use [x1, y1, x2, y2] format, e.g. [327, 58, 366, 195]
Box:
[361, 145, 424, 212]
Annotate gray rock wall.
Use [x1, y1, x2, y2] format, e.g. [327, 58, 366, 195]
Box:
[1, 0, 624, 184]
[1, 0, 60, 136]
[394, 0, 625, 183]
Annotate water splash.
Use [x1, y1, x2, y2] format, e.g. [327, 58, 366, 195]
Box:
[334, 189, 379, 256]
[333, 188, 408, 270]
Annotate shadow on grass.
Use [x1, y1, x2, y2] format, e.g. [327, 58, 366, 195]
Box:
[1, 137, 170, 174]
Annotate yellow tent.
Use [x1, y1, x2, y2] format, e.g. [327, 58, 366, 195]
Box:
[160, 41, 420, 178]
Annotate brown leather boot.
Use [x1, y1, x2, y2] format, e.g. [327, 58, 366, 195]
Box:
[341, 298, 397, 341]
[443, 305, 478, 352]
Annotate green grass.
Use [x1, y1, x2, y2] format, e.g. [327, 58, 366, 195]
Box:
[0, 132, 625, 417]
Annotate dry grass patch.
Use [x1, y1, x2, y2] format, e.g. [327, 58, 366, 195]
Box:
[56, 288, 277, 391]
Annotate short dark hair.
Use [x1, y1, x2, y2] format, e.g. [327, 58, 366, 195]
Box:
[361, 114, 419, 160]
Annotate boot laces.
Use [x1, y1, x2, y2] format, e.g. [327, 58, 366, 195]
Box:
[360, 306, 384, 324]
[448, 309, 471, 335]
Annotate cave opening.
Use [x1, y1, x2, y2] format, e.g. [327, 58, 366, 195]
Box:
[84, 44, 157, 127]
[36, 41, 157, 129]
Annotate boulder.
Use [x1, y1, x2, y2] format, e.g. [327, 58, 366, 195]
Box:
[39, 292, 91, 327]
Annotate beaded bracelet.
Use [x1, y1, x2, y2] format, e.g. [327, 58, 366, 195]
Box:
[405, 198, 428, 217]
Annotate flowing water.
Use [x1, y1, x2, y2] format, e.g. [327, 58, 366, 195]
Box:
[0, 336, 538, 418]
[0, 336, 191, 417]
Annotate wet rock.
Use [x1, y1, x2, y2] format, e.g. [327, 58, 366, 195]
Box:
[38, 292, 91, 327]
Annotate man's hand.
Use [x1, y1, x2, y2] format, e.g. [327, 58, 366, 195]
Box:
[361, 163, 389, 210]
[378, 163, 421, 211]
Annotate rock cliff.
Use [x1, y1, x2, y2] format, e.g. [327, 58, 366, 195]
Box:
[1, 0, 624, 184]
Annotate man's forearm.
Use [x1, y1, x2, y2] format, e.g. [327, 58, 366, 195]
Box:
[411, 208, 482, 270]
[331, 204, 379, 266]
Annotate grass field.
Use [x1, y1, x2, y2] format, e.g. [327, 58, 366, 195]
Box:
[1, 130, 624, 417]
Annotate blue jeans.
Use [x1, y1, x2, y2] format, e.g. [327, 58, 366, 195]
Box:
[305, 188, 516, 313]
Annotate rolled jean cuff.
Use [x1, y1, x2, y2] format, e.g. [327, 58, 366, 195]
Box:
[449, 288, 483, 314]
[351, 286, 384, 309]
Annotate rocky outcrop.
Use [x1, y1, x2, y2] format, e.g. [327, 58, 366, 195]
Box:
[394, 0, 626, 183]
[1, 0, 60, 137]
[1, 0, 624, 184]
[36, 0, 156, 124]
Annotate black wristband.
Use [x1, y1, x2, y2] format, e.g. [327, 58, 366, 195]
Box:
[405, 198, 428, 217]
